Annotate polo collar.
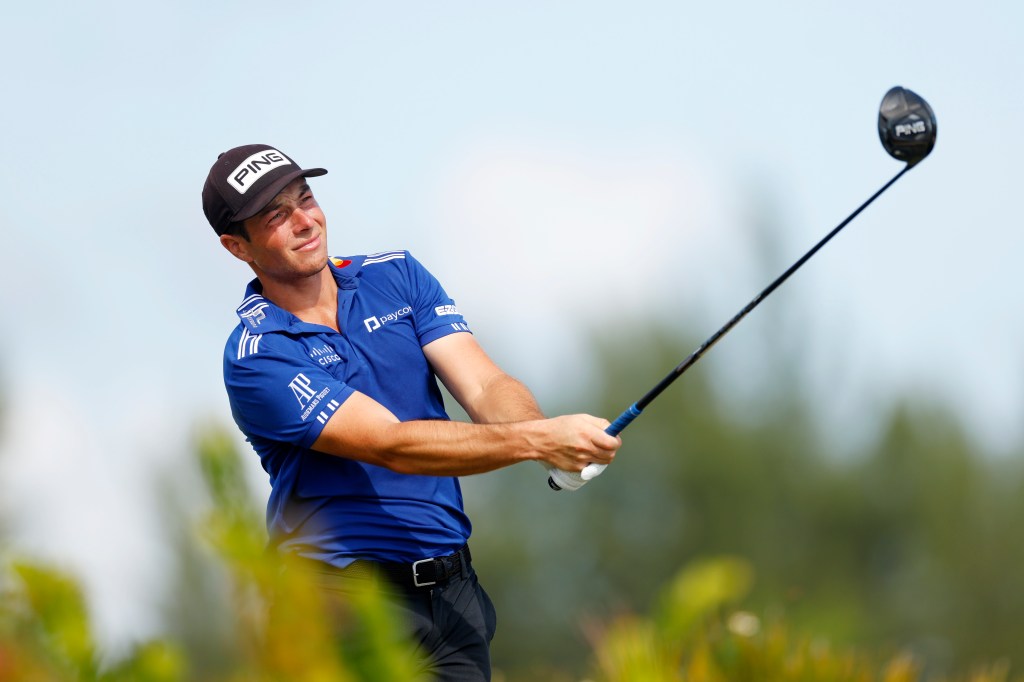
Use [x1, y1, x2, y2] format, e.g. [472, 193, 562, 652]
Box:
[234, 255, 365, 333]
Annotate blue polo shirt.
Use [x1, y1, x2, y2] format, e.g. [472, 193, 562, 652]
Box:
[223, 250, 474, 566]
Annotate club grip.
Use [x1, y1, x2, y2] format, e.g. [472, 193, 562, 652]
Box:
[547, 404, 643, 491]
[606, 403, 643, 437]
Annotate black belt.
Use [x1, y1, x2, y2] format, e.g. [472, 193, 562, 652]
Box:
[346, 544, 472, 590]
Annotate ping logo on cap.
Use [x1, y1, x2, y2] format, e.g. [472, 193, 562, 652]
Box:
[228, 149, 292, 194]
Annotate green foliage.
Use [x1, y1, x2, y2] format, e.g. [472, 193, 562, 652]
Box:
[187, 427, 429, 682]
[11, 561, 96, 676]
[2, 548, 1019, 682]
[654, 557, 754, 644]
[589, 557, 1020, 682]
[590, 556, 754, 681]
[0, 559, 186, 681]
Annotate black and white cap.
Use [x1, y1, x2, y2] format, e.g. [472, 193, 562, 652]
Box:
[202, 144, 327, 235]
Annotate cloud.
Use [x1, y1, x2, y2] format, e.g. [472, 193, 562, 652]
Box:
[420, 132, 742, 400]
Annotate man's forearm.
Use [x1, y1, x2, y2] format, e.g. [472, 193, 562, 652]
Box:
[313, 392, 616, 477]
[465, 372, 546, 424]
[358, 418, 542, 476]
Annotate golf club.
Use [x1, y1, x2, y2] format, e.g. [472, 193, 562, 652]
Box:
[549, 86, 937, 492]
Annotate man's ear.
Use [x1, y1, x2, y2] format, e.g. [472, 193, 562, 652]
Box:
[220, 234, 254, 263]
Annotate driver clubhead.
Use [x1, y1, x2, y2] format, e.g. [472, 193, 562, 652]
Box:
[878, 86, 937, 167]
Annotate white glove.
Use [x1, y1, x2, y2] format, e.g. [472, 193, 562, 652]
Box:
[546, 462, 608, 492]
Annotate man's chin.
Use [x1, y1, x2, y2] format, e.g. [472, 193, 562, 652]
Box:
[298, 256, 329, 278]
[272, 256, 328, 282]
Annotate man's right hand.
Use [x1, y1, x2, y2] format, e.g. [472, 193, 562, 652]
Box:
[527, 414, 619, 473]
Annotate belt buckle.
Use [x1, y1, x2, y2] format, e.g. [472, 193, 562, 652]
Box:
[412, 558, 436, 587]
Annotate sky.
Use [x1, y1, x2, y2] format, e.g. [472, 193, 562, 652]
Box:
[1, 0, 1021, 653]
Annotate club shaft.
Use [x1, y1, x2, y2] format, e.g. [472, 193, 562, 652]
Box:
[607, 164, 911, 436]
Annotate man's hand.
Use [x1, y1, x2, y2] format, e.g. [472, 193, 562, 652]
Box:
[524, 414, 619, 473]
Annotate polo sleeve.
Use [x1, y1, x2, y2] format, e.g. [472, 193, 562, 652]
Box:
[224, 343, 356, 449]
[402, 252, 472, 346]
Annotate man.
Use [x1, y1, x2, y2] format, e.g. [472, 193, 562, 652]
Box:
[201, 144, 620, 680]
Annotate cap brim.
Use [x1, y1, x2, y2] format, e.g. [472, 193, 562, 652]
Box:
[232, 167, 328, 223]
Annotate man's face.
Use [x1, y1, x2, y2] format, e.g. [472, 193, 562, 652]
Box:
[220, 178, 329, 282]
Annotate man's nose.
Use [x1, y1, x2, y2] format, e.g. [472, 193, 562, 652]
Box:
[292, 207, 316, 230]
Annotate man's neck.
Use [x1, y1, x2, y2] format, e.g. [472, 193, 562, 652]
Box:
[259, 266, 340, 331]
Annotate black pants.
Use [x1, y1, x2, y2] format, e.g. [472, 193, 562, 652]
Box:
[303, 560, 498, 681]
